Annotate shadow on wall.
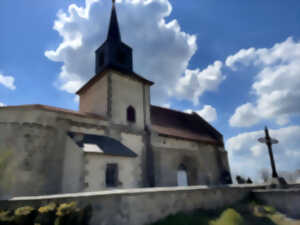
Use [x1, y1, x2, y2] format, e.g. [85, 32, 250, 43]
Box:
[0, 148, 15, 199]
[0, 147, 46, 199]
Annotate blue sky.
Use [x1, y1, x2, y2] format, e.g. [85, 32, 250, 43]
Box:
[1, 0, 300, 180]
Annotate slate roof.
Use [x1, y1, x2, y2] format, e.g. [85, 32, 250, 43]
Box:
[68, 132, 138, 158]
[1, 104, 224, 146]
[150, 105, 224, 146]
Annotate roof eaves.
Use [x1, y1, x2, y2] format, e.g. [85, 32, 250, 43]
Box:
[76, 67, 154, 95]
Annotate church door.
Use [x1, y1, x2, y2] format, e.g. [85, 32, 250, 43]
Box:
[177, 164, 188, 186]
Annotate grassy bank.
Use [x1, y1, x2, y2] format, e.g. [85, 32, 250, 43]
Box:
[150, 201, 300, 225]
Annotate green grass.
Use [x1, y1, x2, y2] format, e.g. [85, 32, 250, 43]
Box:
[149, 201, 298, 225]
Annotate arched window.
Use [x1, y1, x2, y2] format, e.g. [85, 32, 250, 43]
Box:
[127, 106, 136, 123]
[177, 164, 188, 186]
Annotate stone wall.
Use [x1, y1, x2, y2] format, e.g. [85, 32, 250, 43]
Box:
[151, 134, 228, 186]
[0, 185, 263, 225]
[253, 189, 300, 218]
[0, 120, 66, 198]
[110, 72, 150, 130]
[79, 75, 108, 117]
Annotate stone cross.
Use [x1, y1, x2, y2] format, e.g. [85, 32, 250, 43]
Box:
[258, 126, 279, 178]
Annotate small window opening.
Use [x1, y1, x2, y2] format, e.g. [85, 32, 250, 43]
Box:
[177, 164, 188, 186]
[127, 106, 136, 123]
[106, 163, 118, 187]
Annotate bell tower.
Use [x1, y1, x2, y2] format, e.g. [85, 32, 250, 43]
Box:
[95, 0, 133, 74]
[77, 0, 153, 130]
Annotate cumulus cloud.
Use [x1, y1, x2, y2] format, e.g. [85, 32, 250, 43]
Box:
[45, 0, 224, 105]
[172, 61, 225, 105]
[0, 73, 16, 90]
[0, 102, 5, 107]
[226, 126, 300, 180]
[227, 37, 300, 127]
[185, 105, 218, 122]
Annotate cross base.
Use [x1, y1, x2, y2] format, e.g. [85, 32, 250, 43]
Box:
[268, 177, 288, 189]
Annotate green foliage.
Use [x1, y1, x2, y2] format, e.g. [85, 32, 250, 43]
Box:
[0, 202, 92, 225]
[149, 200, 298, 225]
[34, 203, 57, 225]
[211, 209, 244, 225]
[263, 206, 276, 215]
[0, 210, 14, 225]
[38, 202, 56, 214]
[54, 202, 92, 225]
[14, 206, 37, 225]
[151, 211, 212, 225]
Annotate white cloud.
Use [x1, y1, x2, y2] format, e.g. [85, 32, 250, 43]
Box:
[172, 61, 225, 105]
[227, 37, 300, 127]
[162, 103, 171, 109]
[0, 73, 16, 90]
[0, 102, 5, 107]
[226, 126, 300, 180]
[45, 0, 224, 105]
[185, 105, 218, 123]
[229, 103, 260, 127]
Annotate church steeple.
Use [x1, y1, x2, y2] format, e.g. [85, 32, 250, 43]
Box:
[107, 0, 121, 42]
[95, 0, 133, 74]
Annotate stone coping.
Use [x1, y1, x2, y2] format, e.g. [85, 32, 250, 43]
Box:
[252, 188, 300, 193]
[2, 184, 267, 202]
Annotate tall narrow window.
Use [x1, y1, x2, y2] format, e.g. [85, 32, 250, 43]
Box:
[177, 164, 188, 186]
[106, 163, 118, 187]
[127, 106, 136, 123]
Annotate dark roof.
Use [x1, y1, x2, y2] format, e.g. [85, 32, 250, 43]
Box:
[107, 2, 121, 41]
[76, 68, 154, 95]
[0, 104, 105, 120]
[68, 132, 138, 158]
[150, 105, 224, 146]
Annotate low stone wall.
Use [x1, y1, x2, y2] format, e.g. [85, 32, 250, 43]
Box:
[0, 185, 263, 225]
[253, 188, 300, 218]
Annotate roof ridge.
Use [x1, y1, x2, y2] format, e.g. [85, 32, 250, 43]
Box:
[150, 105, 192, 116]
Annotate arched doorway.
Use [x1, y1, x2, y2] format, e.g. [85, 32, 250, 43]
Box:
[177, 164, 188, 186]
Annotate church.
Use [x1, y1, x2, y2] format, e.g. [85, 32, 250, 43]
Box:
[0, 1, 231, 198]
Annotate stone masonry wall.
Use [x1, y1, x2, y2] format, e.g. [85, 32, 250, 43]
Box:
[151, 134, 227, 186]
[253, 189, 300, 218]
[0, 185, 264, 225]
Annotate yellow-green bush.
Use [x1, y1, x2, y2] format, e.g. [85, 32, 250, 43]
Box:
[14, 206, 37, 225]
[34, 202, 57, 225]
[211, 208, 244, 225]
[0, 210, 14, 225]
[0, 202, 92, 225]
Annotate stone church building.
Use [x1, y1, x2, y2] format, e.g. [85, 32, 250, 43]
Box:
[0, 2, 231, 198]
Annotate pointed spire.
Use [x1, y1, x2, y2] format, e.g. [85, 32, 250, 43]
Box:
[107, 0, 121, 41]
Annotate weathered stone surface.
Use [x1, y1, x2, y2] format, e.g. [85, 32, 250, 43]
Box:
[0, 185, 267, 225]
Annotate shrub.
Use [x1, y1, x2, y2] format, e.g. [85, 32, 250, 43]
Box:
[211, 208, 244, 225]
[54, 202, 81, 225]
[0, 210, 15, 225]
[14, 206, 37, 225]
[34, 202, 57, 225]
[0, 202, 92, 225]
